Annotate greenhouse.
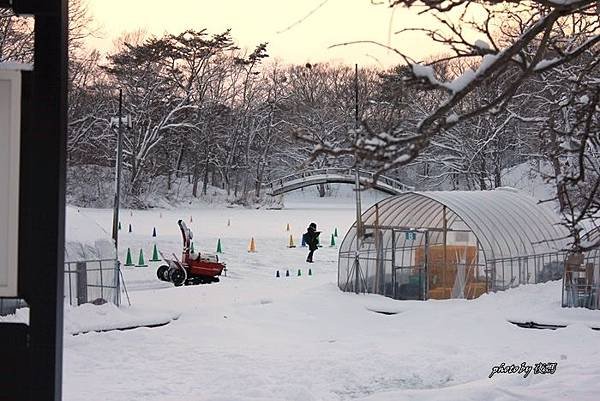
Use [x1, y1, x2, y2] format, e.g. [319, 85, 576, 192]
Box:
[338, 188, 570, 300]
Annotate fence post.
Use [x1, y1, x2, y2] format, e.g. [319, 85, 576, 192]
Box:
[76, 262, 87, 305]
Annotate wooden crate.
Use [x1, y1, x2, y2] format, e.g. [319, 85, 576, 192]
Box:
[416, 244, 479, 300]
[428, 287, 452, 299]
[465, 282, 488, 299]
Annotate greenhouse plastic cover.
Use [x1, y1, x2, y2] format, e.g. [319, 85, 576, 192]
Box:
[64, 206, 116, 262]
[341, 188, 570, 262]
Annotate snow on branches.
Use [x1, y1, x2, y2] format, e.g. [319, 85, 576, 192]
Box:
[305, 0, 599, 249]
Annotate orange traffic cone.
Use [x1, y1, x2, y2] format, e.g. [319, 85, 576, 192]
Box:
[248, 237, 256, 253]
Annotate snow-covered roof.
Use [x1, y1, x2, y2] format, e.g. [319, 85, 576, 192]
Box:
[341, 188, 569, 261]
[64, 206, 116, 263]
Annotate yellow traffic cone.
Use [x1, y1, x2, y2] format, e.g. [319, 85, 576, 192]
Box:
[248, 237, 256, 253]
[288, 234, 296, 248]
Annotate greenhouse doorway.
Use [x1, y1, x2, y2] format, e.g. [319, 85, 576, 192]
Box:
[391, 229, 429, 300]
[390, 228, 482, 300]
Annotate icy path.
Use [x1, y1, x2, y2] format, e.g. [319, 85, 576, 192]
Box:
[62, 202, 600, 401]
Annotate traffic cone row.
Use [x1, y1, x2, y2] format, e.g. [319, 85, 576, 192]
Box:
[124, 245, 156, 267]
[120, 224, 169, 239]
[276, 268, 312, 277]
[286, 229, 339, 249]
[123, 246, 161, 267]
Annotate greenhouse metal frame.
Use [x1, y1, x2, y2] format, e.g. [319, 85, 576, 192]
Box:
[339, 189, 571, 300]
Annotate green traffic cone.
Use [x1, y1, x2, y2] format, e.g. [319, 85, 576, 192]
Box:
[334, 227, 338, 237]
[128, 223, 132, 233]
[308, 268, 312, 276]
[136, 249, 148, 267]
[152, 227, 157, 237]
[150, 244, 161, 261]
[190, 242, 195, 253]
[297, 268, 301, 277]
[118, 221, 122, 230]
[124, 248, 134, 266]
[286, 270, 290, 277]
[276, 270, 280, 278]
[330, 233, 336, 247]
[216, 239, 222, 253]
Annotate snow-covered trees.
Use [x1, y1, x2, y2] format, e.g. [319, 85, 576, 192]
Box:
[3, 0, 594, 235]
[0, 8, 33, 62]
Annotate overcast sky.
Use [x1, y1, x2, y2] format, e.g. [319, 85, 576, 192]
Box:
[86, 0, 446, 68]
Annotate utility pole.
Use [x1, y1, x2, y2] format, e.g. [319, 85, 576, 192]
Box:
[110, 90, 131, 252]
[353, 63, 363, 294]
[111, 90, 123, 249]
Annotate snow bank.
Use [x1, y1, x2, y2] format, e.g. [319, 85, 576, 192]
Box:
[0, 303, 180, 336]
[65, 303, 179, 335]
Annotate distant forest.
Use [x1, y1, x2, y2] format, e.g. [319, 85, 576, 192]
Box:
[1, 1, 599, 251]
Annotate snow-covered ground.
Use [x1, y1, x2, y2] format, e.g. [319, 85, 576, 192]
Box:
[4, 186, 600, 400]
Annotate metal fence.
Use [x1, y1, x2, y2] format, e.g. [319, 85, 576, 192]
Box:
[339, 232, 570, 301]
[64, 258, 121, 306]
[487, 251, 567, 291]
[1, 259, 122, 317]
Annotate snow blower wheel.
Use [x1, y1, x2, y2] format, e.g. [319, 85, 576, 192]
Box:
[169, 267, 187, 287]
[157, 265, 169, 281]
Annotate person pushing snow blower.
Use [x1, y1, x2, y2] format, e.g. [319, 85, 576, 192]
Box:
[303, 222, 321, 263]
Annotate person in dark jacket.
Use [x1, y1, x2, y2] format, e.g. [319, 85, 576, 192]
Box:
[303, 222, 321, 263]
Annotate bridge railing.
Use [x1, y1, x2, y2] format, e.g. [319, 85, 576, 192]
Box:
[265, 168, 413, 193]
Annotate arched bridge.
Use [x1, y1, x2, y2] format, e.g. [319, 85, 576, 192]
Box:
[264, 168, 413, 196]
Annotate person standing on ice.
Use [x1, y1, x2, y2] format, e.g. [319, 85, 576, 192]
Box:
[304, 222, 321, 263]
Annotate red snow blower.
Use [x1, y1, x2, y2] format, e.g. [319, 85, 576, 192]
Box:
[157, 220, 226, 286]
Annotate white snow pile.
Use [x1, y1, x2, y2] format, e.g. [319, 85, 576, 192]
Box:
[64, 303, 180, 335]
[0, 303, 180, 336]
